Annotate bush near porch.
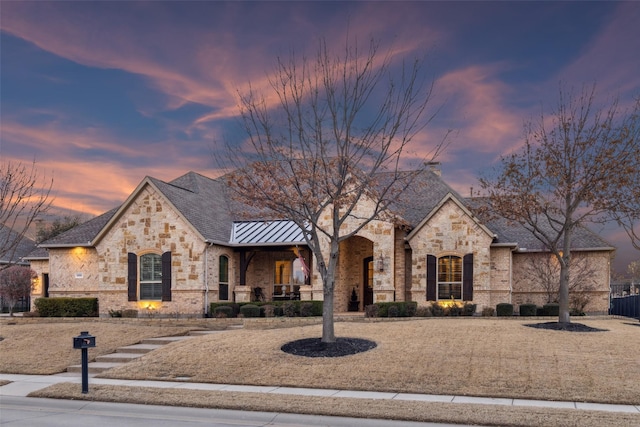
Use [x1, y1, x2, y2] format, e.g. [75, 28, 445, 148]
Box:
[210, 300, 323, 318]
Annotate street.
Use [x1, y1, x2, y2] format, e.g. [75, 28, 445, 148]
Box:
[0, 396, 473, 427]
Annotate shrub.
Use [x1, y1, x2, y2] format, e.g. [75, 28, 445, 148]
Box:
[415, 305, 432, 317]
[365, 304, 379, 318]
[213, 305, 233, 318]
[240, 304, 261, 318]
[536, 306, 545, 316]
[496, 303, 514, 317]
[122, 309, 138, 318]
[34, 298, 98, 317]
[462, 303, 477, 316]
[262, 304, 275, 318]
[449, 304, 462, 317]
[210, 303, 239, 317]
[373, 302, 417, 317]
[482, 307, 495, 317]
[431, 302, 445, 317]
[542, 303, 559, 316]
[299, 302, 314, 317]
[406, 302, 418, 317]
[283, 302, 297, 317]
[387, 305, 399, 317]
[108, 309, 122, 318]
[519, 304, 537, 316]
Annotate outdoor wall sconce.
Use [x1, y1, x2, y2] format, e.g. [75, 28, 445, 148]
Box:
[376, 253, 385, 272]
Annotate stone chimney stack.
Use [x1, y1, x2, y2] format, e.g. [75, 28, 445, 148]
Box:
[425, 161, 441, 176]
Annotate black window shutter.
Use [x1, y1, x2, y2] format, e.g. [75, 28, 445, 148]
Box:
[161, 251, 172, 301]
[127, 252, 137, 301]
[463, 253, 474, 301]
[426, 255, 436, 301]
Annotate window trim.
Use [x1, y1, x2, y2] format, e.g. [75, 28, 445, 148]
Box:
[139, 252, 163, 301]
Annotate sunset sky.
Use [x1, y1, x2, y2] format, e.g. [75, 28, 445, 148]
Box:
[1, 1, 638, 274]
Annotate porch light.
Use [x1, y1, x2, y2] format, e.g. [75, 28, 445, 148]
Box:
[376, 253, 385, 272]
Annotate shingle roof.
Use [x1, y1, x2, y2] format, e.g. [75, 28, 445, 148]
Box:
[40, 208, 118, 247]
[38, 169, 614, 252]
[465, 197, 614, 251]
[150, 172, 234, 242]
[383, 169, 466, 227]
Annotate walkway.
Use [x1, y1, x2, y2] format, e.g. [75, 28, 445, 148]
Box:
[1, 372, 638, 414]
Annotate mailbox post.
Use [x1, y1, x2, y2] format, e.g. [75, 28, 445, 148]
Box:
[73, 331, 96, 394]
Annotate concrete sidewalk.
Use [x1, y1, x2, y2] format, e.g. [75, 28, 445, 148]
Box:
[1, 372, 639, 414]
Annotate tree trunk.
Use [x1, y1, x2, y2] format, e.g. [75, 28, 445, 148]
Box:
[558, 230, 572, 324]
[558, 260, 570, 323]
[322, 283, 335, 343]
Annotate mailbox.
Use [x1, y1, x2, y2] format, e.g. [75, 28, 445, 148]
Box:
[73, 331, 96, 349]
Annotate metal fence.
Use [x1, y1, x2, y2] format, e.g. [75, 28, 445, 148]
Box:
[610, 282, 639, 319]
[0, 296, 31, 314]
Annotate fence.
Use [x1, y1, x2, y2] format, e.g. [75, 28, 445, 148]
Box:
[0, 296, 31, 314]
[610, 294, 640, 319]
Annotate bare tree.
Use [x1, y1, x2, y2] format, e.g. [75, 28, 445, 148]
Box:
[226, 39, 447, 343]
[524, 252, 598, 314]
[480, 84, 640, 324]
[0, 160, 53, 267]
[36, 215, 82, 244]
[0, 265, 35, 316]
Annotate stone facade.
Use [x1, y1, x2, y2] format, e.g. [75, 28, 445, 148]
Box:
[28, 172, 614, 317]
[512, 250, 611, 314]
[407, 198, 493, 310]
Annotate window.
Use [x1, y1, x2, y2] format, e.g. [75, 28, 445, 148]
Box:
[219, 255, 229, 300]
[274, 260, 291, 295]
[128, 252, 171, 302]
[426, 253, 473, 301]
[437, 255, 462, 299]
[139, 253, 162, 300]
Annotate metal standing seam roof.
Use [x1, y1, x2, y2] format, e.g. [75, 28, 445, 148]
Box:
[230, 220, 308, 245]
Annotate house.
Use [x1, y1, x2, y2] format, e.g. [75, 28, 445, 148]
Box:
[25, 167, 614, 316]
[0, 227, 37, 312]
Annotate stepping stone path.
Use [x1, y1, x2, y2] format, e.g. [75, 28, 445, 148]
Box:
[67, 330, 228, 374]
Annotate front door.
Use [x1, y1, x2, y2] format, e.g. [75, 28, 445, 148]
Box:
[363, 256, 374, 308]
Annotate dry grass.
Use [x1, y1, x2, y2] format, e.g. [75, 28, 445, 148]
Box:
[100, 318, 640, 405]
[0, 321, 191, 374]
[31, 383, 640, 427]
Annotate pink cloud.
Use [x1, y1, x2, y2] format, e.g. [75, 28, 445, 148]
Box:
[555, 3, 640, 99]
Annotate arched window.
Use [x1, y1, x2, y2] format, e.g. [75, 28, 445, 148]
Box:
[219, 255, 229, 300]
[426, 253, 474, 301]
[140, 253, 163, 300]
[438, 255, 462, 299]
[127, 252, 171, 302]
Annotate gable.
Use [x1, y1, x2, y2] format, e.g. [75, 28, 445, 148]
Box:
[406, 193, 494, 243]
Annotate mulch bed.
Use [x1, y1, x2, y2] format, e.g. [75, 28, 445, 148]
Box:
[281, 337, 377, 357]
[524, 322, 607, 332]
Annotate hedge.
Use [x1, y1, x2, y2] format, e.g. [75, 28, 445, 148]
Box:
[209, 300, 323, 318]
[542, 303, 560, 316]
[496, 303, 514, 317]
[519, 303, 537, 316]
[34, 298, 99, 317]
[368, 302, 418, 318]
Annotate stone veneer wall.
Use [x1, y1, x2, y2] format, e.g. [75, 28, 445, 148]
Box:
[46, 247, 100, 296]
[512, 250, 611, 313]
[407, 199, 493, 309]
[486, 246, 514, 308]
[95, 185, 209, 316]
